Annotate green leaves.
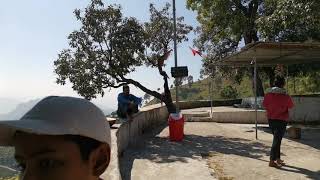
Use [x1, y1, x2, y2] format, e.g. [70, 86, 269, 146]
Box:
[188, 0, 320, 84]
[54, 0, 145, 99]
[54, 0, 192, 100]
[257, 0, 320, 41]
[144, 3, 192, 67]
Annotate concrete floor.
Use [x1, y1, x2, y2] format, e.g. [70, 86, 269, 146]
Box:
[120, 122, 320, 180]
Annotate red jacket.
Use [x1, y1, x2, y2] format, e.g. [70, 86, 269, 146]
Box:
[263, 88, 294, 121]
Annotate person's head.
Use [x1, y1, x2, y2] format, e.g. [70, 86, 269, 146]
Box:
[123, 85, 130, 95]
[274, 76, 285, 88]
[0, 96, 111, 180]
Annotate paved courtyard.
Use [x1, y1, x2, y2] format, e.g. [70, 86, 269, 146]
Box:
[120, 122, 320, 180]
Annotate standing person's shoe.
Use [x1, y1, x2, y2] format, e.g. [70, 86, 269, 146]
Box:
[269, 161, 281, 168]
[276, 159, 285, 165]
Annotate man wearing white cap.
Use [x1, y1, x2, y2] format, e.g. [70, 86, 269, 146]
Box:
[0, 96, 111, 180]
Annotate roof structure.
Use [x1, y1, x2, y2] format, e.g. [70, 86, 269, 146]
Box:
[215, 42, 320, 66]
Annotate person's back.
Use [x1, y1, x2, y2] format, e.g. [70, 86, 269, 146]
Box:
[263, 87, 294, 121]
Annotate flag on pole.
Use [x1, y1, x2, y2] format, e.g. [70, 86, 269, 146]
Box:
[189, 47, 202, 57]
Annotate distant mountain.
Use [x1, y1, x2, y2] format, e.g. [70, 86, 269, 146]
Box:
[94, 103, 114, 116]
[0, 98, 21, 115]
[0, 114, 6, 120]
[0, 98, 114, 120]
[0, 99, 40, 120]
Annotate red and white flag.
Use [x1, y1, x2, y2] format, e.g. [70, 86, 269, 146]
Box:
[189, 47, 202, 57]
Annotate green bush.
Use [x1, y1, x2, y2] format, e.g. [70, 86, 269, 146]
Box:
[220, 85, 238, 99]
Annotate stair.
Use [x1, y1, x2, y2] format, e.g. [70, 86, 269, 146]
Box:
[182, 110, 212, 122]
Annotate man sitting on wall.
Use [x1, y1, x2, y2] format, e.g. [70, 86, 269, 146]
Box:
[117, 85, 142, 121]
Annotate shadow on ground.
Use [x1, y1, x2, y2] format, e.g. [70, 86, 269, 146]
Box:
[254, 125, 320, 150]
[120, 126, 270, 180]
[120, 124, 320, 180]
[280, 165, 320, 180]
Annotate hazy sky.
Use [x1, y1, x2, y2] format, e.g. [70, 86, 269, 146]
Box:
[0, 0, 202, 110]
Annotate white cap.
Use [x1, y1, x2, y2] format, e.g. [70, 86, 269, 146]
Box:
[0, 96, 111, 148]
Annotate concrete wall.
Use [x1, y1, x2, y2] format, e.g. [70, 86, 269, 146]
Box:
[178, 99, 242, 109]
[212, 109, 268, 124]
[116, 104, 169, 156]
[289, 96, 320, 123]
[235, 96, 320, 124]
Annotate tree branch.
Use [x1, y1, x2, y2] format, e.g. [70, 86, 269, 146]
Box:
[232, 0, 248, 16]
[120, 76, 162, 99]
[102, 82, 127, 88]
[145, 56, 157, 67]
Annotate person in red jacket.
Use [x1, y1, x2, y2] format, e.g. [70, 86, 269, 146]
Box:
[263, 76, 294, 168]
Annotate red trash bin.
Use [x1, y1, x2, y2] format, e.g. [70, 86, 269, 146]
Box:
[168, 113, 184, 141]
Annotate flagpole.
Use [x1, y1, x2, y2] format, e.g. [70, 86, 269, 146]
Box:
[173, 0, 179, 113]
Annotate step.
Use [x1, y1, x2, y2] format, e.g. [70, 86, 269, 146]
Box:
[187, 117, 213, 122]
[182, 111, 210, 117]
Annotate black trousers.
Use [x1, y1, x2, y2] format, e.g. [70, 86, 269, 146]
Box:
[268, 119, 287, 161]
[117, 104, 139, 119]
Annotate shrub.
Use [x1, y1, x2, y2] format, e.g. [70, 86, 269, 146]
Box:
[220, 85, 238, 99]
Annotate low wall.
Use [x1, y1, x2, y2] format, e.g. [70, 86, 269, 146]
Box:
[116, 104, 169, 156]
[220, 96, 320, 124]
[178, 99, 242, 110]
[290, 96, 320, 123]
[209, 108, 268, 124]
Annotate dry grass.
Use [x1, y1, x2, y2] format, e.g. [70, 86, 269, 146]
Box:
[207, 152, 235, 180]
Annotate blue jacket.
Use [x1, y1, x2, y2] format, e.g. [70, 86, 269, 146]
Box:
[117, 93, 142, 112]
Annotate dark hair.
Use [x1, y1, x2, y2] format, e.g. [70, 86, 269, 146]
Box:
[64, 135, 102, 161]
[274, 76, 285, 88]
[123, 85, 129, 91]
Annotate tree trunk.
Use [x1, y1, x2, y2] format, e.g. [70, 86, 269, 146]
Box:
[122, 69, 176, 113]
[163, 97, 176, 113]
[251, 67, 264, 97]
[263, 67, 275, 87]
[256, 75, 264, 97]
[293, 77, 296, 93]
[158, 62, 177, 113]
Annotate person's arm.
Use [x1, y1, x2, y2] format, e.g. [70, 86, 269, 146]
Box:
[262, 94, 269, 109]
[130, 94, 142, 106]
[118, 93, 131, 105]
[287, 96, 294, 109]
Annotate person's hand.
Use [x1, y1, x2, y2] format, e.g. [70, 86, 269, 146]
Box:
[129, 101, 135, 108]
[126, 114, 133, 122]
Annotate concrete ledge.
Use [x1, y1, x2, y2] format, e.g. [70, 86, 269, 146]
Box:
[116, 104, 169, 156]
[178, 99, 242, 109]
[182, 107, 268, 124]
[211, 108, 268, 124]
[102, 104, 169, 179]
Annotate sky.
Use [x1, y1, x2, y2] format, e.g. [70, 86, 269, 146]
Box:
[0, 0, 202, 112]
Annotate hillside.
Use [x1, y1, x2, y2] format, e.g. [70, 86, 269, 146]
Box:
[147, 74, 320, 105]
